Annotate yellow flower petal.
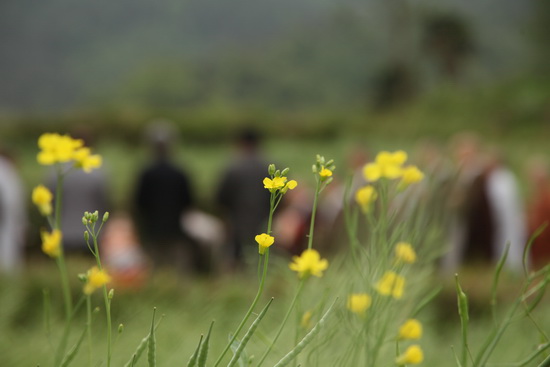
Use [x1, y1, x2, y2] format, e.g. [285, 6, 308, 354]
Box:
[255, 233, 275, 254]
[347, 293, 372, 316]
[396, 345, 424, 365]
[289, 249, 329, 279]
[398, 319, 423, 340]
[395, 242, 417, 264]
[363, 163, 381, 182]
[375, 271, 405, 299]
[41, 229, 62, 258]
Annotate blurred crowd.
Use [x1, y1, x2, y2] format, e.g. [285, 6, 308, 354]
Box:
[1, 126, 549, 286]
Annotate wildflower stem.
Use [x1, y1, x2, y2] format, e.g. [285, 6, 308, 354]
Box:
[91, 230, 113, 367]
[256, 280, 305, 367]
[53, 171, 73, 321]
[307, 179, 321, 250]
[86, 295, 93, 367]
[214, 249, 270, 367]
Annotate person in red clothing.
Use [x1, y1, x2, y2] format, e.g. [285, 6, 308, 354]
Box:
[526, 157, 550, 270]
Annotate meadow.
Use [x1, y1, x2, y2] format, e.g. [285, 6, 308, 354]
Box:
[1, 81, 550, 366]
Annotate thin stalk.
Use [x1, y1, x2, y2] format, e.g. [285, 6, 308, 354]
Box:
[307, 179, 321, 250]
[86, 296, 93, 367]
[257, 280, 305, 366]
[214, 191, 277, 367]
[54, 172, 73, 320]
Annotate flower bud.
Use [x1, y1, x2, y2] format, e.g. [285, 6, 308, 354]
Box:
[93, 210, 99, 222]
[102, 211, 110, 223]
[281, 167, 290, 176]
[118, 324, 124, 334]
[84, 211, 90, 220]
[312, 165, 317, 173]
[84, 231, 89, 242]
[77, 273, 87, 282]
[274, 169, 281, 177]
[108, 288, 115, 300]
[82, 216, 88, 226]
[268, 164, 276, 175]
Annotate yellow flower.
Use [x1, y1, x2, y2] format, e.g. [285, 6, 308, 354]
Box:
[398, 319, 423, 340]
[37, 133, 83, 165]
[398, 165, 424, 189]
[363, 150, 408, 182]
[396, 345, 424, 365]
[83, 266, 112, 295]
[263, 176, 287, 191]
[32, 184, 53, 216]
[289, 249, 329, 279]
[347, 293, 372, 316]
[281, 179, 298, 194]
[376, 271, 405, 299]
[301, 310, 313, 329]
[395, 242, 417, 264]
[73, 147, 102, 173]
[319, 167, 333, 178]
[355, 185, 377, 213]
[255, 233, 275, 255]
[41, 229, 62, 258]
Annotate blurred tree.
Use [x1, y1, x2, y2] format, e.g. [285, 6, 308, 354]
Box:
[422, 13, 474, 80]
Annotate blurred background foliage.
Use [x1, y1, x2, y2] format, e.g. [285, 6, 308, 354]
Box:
[0, 0, 548, 142]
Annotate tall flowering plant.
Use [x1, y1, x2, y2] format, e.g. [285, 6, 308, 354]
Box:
[32, 133, 115, 367]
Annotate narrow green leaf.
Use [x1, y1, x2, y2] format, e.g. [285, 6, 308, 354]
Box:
[187, 335, 204, 367]
[60, 327, 87, 367]
[491, 242, 510, 323]
[273, 298, 337, 367]
[198, 321, 215, 367]
[228, 298, 273, 367]
[455, 275, 469, 367]
[148, 308, 157, 367]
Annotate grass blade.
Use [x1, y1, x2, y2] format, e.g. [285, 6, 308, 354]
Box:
[187, 334, 204, 367]
[228, 298, 273, 367]
[273, 298, 337, 367]
[60, 327, 87, 367]
[148, 308, 157, 367]
[198, 321, 215, 367]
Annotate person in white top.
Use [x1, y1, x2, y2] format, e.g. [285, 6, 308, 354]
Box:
[0, 152, 26, 274]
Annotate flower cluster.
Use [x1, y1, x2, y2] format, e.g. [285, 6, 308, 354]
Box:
[312, 155, 336, 184]
[355, 150, 424, 211]
[37, 132, 102, 172]
[263, 164, 297, 194]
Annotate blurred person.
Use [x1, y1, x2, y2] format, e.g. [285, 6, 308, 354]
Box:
[443, 132, 494, 272]
[49, 127, 109, 254]
[0, 150, 26, 274]
[272, 185, 312, 255]
[215, 127, 271, 270]
[485, 149, 526, 273]
[133, 122, 207, 274]
[100, 212, 148, 289]
[526, 157, 550, 270]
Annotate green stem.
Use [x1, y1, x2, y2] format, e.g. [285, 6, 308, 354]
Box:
[214, 250, 270, 367]
[256, 280, 305, 367]
[54, 172, 73, 320]
[307, 179, 321, 250]
[86, 295, 93, 367]
[91, 227, 112, 367]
